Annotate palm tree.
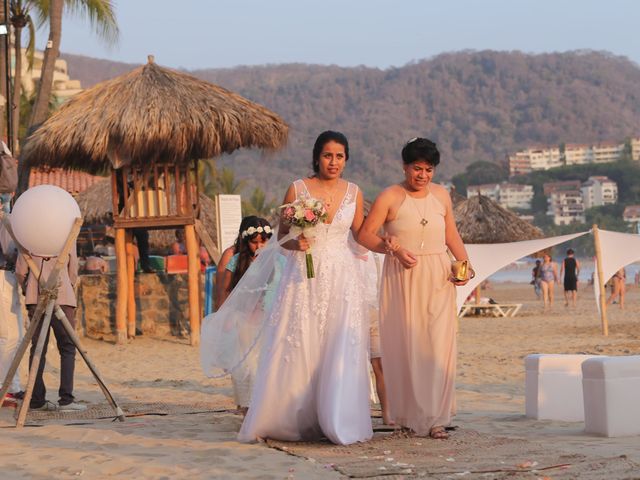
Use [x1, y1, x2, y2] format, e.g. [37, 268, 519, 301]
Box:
[242, 187, 277, 219]
[26, 0, 62, 130]
[16, 0, 118, 194]
[197, 158, 218, 199]
[216, 167, 246, 195]
[9, 0, 35, 153]
[0, 1, 9, 141]
[27, 0, 119, 129]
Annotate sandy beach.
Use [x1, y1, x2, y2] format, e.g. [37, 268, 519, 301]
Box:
[2, 282, 639, 479]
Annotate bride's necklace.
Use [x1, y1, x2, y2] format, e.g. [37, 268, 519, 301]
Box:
[405, 184, 429, 249]
[317, 180, 340, 209]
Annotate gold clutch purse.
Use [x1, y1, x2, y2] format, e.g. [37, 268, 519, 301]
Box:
[451, 260, 469, 282]
[447, 250, 474, 282]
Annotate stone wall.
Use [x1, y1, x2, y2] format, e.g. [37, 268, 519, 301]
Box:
[77, 273, 204, 341]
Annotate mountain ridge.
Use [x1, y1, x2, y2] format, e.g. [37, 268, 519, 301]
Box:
[61, 50, 640, 198]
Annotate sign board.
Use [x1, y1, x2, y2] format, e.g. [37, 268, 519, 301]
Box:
[215, 194, 243, 252]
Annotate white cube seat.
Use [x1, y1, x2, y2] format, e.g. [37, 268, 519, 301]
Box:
[525, 354, 599, 421]
[582, 356, 640, 437]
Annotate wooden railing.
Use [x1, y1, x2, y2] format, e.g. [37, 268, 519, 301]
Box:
[111, 161, 199, 228]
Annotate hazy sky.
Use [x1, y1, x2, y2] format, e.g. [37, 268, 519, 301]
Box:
[43, 0, 640, 70]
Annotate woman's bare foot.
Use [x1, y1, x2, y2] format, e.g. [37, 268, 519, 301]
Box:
[429, 426, 449, 439]
[382, 408, 395, 426]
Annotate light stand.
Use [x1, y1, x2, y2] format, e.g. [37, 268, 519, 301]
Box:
[0, 214, 124, 427]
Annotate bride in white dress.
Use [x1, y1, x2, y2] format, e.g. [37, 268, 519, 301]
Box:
[237, 131, 373, 445]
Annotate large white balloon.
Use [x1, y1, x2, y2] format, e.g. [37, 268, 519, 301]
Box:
[11, 185, 81, 257]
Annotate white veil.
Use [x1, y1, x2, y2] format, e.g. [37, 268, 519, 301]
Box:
[200, 228, 294, 379]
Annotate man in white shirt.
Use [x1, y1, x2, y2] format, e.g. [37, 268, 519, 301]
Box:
[0, 223, 23, 404]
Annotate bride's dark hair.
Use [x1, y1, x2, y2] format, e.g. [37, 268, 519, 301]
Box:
[312, 130, 350, 173]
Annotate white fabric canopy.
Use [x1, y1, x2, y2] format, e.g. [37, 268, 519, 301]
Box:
[593, 229, 640, 312]
[457, 232, 590, 312]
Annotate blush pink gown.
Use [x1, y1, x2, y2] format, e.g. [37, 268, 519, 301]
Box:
[379, 191, 457, 435]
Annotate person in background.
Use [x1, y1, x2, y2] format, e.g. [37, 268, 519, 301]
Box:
[0, 222, 24, 405]
[15, 245, 86, 412]
[84, 253, 109, 274]
[133, 228, 153, 273]
[539, 254, 558, 310]
[171, 228, 210, 272]
[531, 259, 542, 299]
[219, 216, 273, 414]
[220, 217, 272, 309]
[214, 216, 261, 311]
[607, 267, 626, 309]
[560, 248, 580, 307]
[171, 229, 187, 255]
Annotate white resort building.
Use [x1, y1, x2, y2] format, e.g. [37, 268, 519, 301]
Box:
[509, 137, 640, 176]
[467, 182, 534, 210]
[581, 176, 618, 209]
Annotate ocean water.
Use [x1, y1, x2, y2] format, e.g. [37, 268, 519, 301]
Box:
[489, 259, 640, 284]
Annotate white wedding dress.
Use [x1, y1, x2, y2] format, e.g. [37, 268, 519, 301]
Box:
[238, 179, 373, 445]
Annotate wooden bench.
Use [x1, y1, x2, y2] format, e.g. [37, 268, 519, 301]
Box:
[459, 303, 522, 318]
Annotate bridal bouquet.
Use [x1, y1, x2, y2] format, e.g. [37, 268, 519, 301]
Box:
[280, 197, 328, 278]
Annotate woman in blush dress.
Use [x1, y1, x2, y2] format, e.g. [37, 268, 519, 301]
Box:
[238, 131, 373, 445]
[358, 138, 471, 439]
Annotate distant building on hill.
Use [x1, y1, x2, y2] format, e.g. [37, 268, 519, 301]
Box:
[623, 205, 640, 227]
[544, 181, 585, 225]
[467, 183, 499, 202]
[507, 146, 562, 176]
[632, 138, 640, 161]
[543, 180, 581, 196]
[581, 176, 618, 209]
[467, 182, 534, 210]
[499, 183, 534, 209]
[0, 48, 83, 108]
[547, 190, 585, 225]
[508, 137, 640, 176]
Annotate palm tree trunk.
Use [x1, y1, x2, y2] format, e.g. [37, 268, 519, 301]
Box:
[17, 0, 62, 195]
[0, 1, 7, 142]
[12, 25, 21, 153]
[28, 0, 61, 128]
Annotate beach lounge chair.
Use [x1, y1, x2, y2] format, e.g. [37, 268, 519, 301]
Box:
[459, 303, 522, 318]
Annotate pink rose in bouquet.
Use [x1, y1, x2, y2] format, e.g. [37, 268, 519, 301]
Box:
[280, 197, 328, 278]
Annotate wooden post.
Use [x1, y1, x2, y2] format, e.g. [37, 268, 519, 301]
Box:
[475, 285, 481, 305]
[115, 227, 128, 344]
[195, 219, 221, 265]
[592, 224, 609, 336]
[185, 224, 200, 346]
[125, 231, 136, 339]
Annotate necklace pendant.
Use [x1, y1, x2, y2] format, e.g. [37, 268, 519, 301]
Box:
[420, 218, 428, 226]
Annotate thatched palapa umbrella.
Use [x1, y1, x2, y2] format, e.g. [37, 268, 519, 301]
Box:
[454, 194, 543, 244]
[20, 56, 289, 346]
[21, 55, 288, 171]
[454, 194, 543, 304]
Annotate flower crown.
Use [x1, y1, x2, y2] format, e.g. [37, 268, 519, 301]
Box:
[241, 225, 273, 238]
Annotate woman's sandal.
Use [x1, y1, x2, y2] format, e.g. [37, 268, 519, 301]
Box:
[429, 426, 449, 440]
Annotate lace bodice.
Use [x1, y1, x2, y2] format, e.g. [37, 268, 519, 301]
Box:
[293, 179, 357, 248]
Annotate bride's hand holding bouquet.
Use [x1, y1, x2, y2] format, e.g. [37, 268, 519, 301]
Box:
[280, 197, 328, 278]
